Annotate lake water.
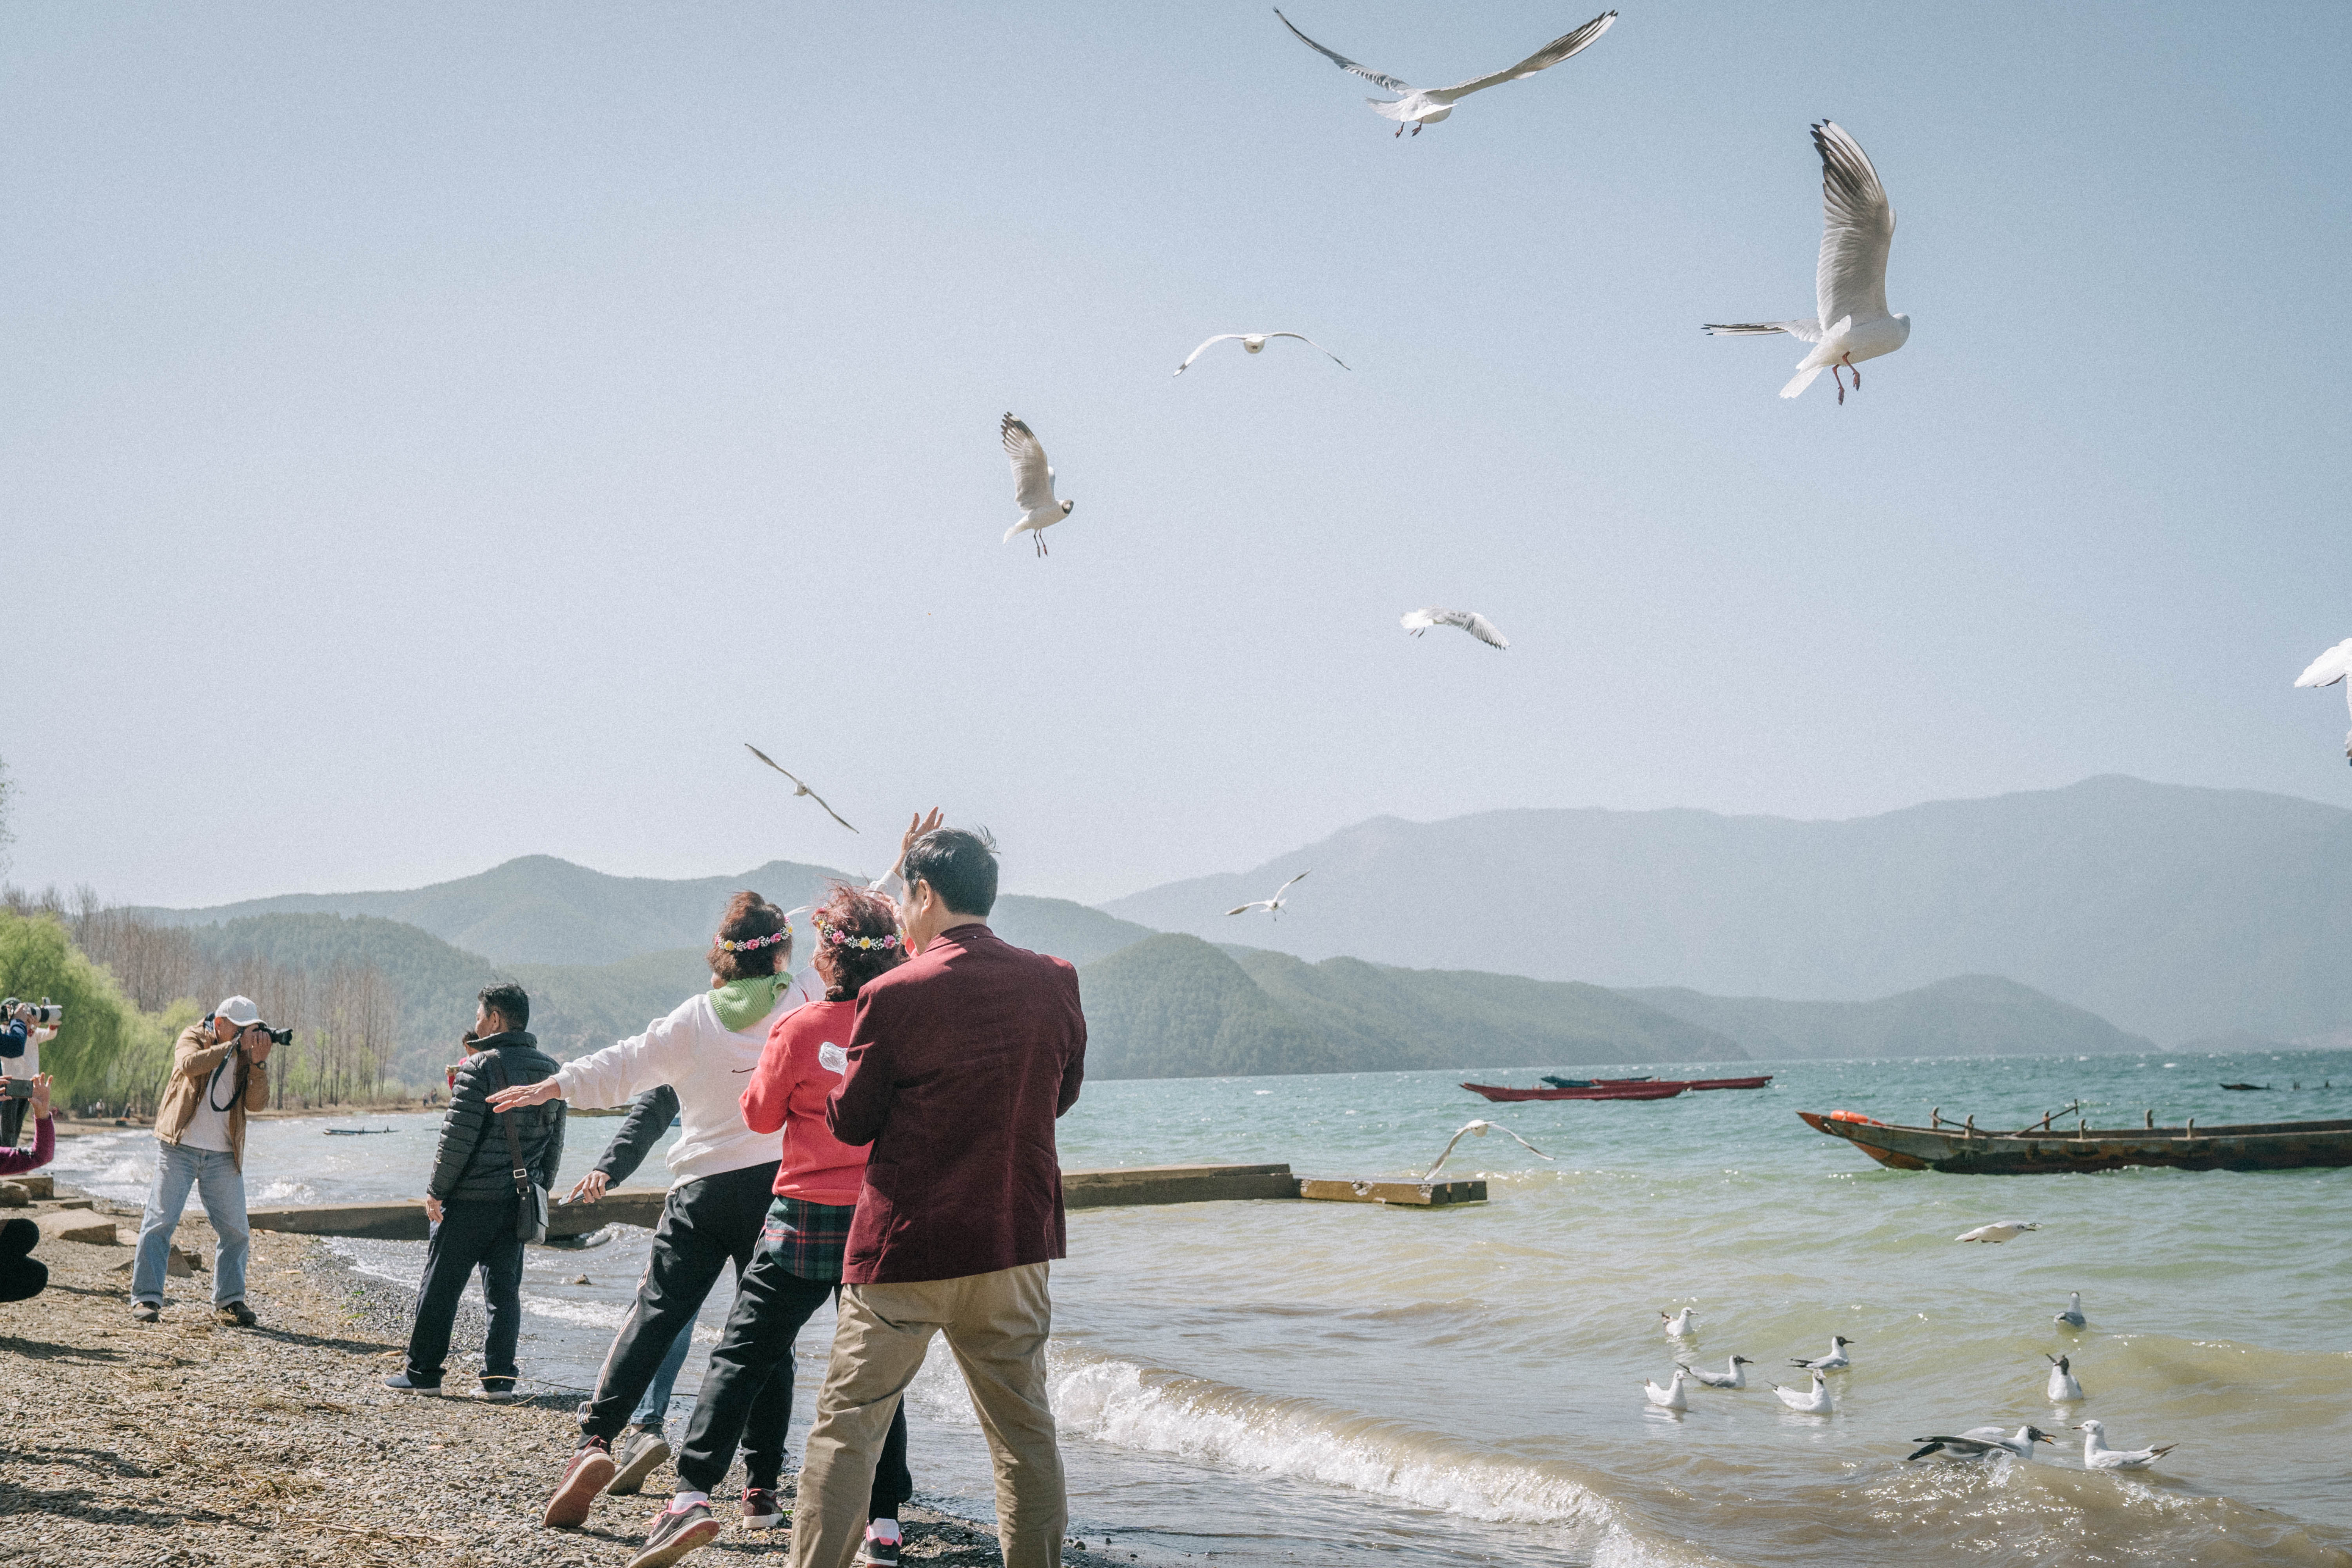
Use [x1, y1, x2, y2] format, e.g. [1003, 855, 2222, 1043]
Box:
[50, 1048, 2352, 1567]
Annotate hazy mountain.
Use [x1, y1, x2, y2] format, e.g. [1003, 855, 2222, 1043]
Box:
[142, 854, 1154, 969]
[1624, 976, 2155, 1060]
[1102, 776, 2352, 1044]
[1075, 935, 1744, 1080]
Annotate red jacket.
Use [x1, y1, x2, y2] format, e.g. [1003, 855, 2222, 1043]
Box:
[0, 1116, 51, 1176]
[827, 924, 1087, 1285]
[742, 999, 870, 1206]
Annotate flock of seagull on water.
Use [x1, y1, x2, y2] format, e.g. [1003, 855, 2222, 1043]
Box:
[1642, 1235, 2179, 1474]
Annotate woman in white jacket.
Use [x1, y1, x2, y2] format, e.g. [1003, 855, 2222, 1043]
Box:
[491, 890, 803, 1533]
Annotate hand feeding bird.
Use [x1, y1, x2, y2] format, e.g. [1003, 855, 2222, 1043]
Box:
[1705, 121, 1908, 404]
[2074, 1419, 2177, 1471]
[1000, 413, 1073, 557]
[1425, 1118, 1555, 1179]
[1226, 870, 1310, 920]
[2294, 638, 2352, 764]
[1790, 1335, 1854, 1372]
[1173, 332, 1350, 376]
[1905, 1426, 2056, 1463]
[2045, 1354, 2085, 1402]
[1659, 1307, 1698, 1339]
[1642, 1369, 1693, 1412]
[1955, 1220, 2040, 1243]
[1771, 1372, 1834, 1414]
[1401, 608, 1509, 648]
[2055, 1291, 2087, 1329]
[1273, 8, 1617, 137]
[1678, 1356, 1753, 1390]
[744, 744, 858, 834]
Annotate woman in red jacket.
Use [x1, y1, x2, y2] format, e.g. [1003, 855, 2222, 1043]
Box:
[635, 886, 915, 1568]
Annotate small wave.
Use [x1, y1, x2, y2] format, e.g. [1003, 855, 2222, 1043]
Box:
[254, 1179, 318, 1205]
[524, 1296, 630, 1329]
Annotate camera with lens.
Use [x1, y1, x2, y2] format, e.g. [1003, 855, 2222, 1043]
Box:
[3, 997, 62, 1027]
[243, 1023, 294, 1048]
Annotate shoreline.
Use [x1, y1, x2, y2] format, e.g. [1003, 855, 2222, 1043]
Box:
[6, 1191, 1142, 1567]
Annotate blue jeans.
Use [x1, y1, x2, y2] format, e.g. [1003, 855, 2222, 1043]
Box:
[131, 1142, 249, 1308]
[633, 1314, 697, 1430]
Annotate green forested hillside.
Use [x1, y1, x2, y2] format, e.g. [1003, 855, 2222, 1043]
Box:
[1077, 935, 1344, 1078]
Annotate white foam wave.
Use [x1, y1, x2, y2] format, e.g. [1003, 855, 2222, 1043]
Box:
[524, 1296, 630, 1329]
[254, 1179, 318, 1204]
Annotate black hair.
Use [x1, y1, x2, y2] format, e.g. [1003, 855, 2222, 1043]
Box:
[903, 826, 998, 917]
[478, 981, 531, 1033]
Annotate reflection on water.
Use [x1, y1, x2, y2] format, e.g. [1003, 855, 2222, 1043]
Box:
[50, 1049, 2352, 1566]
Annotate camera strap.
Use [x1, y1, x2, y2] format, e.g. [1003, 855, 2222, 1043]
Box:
[487, 1059, 532, 1196]
[487, 1056, 551, 1246]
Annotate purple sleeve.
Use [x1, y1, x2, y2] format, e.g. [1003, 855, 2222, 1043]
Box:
[0, 1116, 53, 1175]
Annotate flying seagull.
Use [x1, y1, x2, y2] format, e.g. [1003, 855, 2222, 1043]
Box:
[1425, 1118, 1555, 1179]
[744, 744, 858, 834]
[1790, 1335, 1854, 1372]
[1642, 1369, 1693, 1412]
[1401, 608, 1509, 648]
[2055, 1291, 2087, 1330]
[1679, 1355, 1753, 1390]
[1660, 1308, 1698, 1339]
[1273, 8, 1617, 137]
[1226, 870, 1310, 919]
[2294, 638, 2352, 764]
[2045, 1354, 2085, 1402]
[1001, 413, 1074, 557]
[2075, 1420, 2177, 1471]
[1174, 332, 1350, 376]
[1955, 1220, 2039, 1244]
[1705, 121, 1909, 404]
[1906, 1426, 2055, 1463]
[1772, 1372, 1834, 1414]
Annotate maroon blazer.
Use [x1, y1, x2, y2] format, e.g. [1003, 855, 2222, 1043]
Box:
[827, 923, 1087, 1285]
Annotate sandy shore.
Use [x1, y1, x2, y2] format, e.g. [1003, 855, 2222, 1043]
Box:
[2, 1198, 1139, 1568]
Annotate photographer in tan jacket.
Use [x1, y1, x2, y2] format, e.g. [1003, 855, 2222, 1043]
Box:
[131, 995, 276, 1325]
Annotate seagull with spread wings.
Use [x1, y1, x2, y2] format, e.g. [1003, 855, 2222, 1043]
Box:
[744, 744, 858, 834]
[1401, 608, 1509, 648]
[2295, 638, 2352, 764]
[1425, 1118, 1555, 1179]
[1000, 412, 1073, 557]
[1174, 332, 1350, 376]
[1227, 870, 1309, 919]
[1273, 9, 1617, 136]
[1706, 121, 1909, 404]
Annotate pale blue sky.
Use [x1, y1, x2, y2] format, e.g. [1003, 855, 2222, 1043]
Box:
[5, 2, 2349, 908]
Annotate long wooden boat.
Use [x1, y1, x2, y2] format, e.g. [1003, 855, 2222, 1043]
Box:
[1684, 1075, 1774, 1091]
[1464, 1082, 1686, 1102]
[1797, 1109, 2352, 1174]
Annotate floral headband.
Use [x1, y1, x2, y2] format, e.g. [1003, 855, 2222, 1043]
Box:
[716, 928, 790, 953]
[811, 915, 901, 953]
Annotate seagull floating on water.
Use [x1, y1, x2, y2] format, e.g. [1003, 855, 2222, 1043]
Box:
[1660, 1307, 1698, 1339]
[2045, 1354, 2085, 1402]
[744, 745, 858, 834]
[1642, 1369, 1693, 1412]
[1401, 608, 1509, 648]
[1771, 1372, 1834, 1414]
[1705, 121, 1908, 404]
[1000, 413, 1074, 557]
[1906, 1425, 2055, 1463]
[1227, 870, 1310, 920]
[2075, 1419, 2176, 1470]
[1173, 332, 1350, 376]
[1273, 9, 1617, 138]
[2055, 1291, 2087, 1329]
[1790, 1335, 1854, 1372]
[1425, 1119, 1554, 1179]
[1955, 1220, 2040, 1244]
[2294, 639, 2352, 764]
[1679, 1355, 1752, 1390]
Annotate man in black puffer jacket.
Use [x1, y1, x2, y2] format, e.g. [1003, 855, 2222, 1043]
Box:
[391, 982, 564, 1399]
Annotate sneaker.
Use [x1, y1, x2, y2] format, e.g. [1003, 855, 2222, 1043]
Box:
[383, 1372, 443, 1395]
[215, 1300, 258, 1327]
[624, 1501, 720, 1568]
[130, 1302, 160, 1324]
[479, 1378, 520, 1405]
[740, 1486, 784, 1529]
[608, 1426, 673, 1496]
[543, 1437, 617, 1528]
[860, 1519, 904, 1567]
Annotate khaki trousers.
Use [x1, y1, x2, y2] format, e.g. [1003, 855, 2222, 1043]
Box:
[789, 1262, 1065, 1568]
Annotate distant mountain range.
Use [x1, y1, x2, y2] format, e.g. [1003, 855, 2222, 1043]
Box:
[1103, 776, 2352, 1044]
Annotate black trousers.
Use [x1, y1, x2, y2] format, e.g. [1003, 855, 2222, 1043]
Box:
[675, 1240, 913, 1514]
[0, 1217, 45, 1303]
[406, 1196, 523, 1387]
[582, 1161, 793, 1488]
[0, 1096, 24, 1149]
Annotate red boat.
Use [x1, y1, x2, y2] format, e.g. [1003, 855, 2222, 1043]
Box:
[1462, 1082, 1688, 1102]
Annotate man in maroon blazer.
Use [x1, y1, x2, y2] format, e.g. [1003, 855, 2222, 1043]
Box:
[790, 826, 1086, 1568]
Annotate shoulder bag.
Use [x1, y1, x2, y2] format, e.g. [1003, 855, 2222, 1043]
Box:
[488, 1058, 551, 1245]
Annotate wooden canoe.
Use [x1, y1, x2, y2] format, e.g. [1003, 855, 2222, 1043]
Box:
[1684, 1075, 1774, 1091]
[1797, 1110, 2352, 1174]
[1464, 1082, 1686, 1102]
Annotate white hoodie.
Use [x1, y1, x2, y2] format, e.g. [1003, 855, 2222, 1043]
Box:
[551, 987, 793, 1185]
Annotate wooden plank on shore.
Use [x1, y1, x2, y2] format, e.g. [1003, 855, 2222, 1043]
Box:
[1062, 1163, 1299, 1209]
[1297, 1178, 1487, 1207]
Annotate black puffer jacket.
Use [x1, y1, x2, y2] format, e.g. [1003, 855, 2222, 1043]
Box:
[427, 1034, 566, 1203]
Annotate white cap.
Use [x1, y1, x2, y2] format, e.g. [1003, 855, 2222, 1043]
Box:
[215, 995, 265, 1028]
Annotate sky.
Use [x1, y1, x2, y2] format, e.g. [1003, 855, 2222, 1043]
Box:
[4, 1, 2350, 909]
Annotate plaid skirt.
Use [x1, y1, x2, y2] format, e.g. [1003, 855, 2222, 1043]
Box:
[760, 1196, 855, 1283]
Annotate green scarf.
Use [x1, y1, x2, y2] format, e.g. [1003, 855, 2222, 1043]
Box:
[712, 973, 789, 1033]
